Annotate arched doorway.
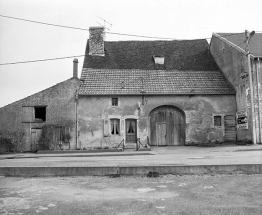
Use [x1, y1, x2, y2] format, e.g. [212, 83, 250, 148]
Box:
[149, 105, 185, 146]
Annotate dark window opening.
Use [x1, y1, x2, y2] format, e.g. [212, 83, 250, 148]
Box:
[111, 119, 120, 135]
[214, 115, 222, 126]
[112, 97, 118, 106]
[35, 107, 46, 122]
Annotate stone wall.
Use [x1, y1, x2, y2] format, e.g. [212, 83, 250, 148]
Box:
[77, 94, 236, 148]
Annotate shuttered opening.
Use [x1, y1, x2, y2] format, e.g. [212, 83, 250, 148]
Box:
[224, 115, 236, 141]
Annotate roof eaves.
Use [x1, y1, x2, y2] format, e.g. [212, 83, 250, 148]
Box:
[78, 92, 236, 96]
[213, 33, 247, 56]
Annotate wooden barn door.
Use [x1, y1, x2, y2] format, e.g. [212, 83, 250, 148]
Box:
[31, 128, 42, 152]
[224, 115, 236, 141]
[149, 106, 185, 146]
[156, 122, 166, 146]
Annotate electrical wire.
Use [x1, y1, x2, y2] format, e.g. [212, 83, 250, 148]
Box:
[0, 55, 86, 65]
[0, 14, 246, 66]
[0, 14, 244, 41]
[0, 33, 245, 66]
[0, 14, 189, 40]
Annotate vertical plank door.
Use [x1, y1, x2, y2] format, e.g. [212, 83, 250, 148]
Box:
[156, 122, 166, 146]
[224, 115, 236, 141]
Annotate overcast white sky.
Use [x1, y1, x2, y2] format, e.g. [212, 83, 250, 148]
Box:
[0, 0, 261, 107]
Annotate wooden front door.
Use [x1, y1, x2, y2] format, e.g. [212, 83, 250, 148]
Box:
[31, 128, 42, 152]
[149, 106, 185, 146]
[224, 115, 236, 141]
[125, 119, 137, 143]
[157, 122, 166, 146]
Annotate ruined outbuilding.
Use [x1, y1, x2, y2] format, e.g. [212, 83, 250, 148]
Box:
[77, 27, 236, 149]
[0, 60, 80, 152]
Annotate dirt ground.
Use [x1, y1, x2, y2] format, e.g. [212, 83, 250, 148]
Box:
[0, 174, 262, 215]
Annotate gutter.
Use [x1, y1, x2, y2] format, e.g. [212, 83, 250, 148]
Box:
[75, 90, 79, 149]
[256, 58, 262, 143]
[247, 54, 257, 145]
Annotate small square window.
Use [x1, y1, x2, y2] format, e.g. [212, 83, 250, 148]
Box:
[112, 97, 118, 106]
[214, 115, 222, 126]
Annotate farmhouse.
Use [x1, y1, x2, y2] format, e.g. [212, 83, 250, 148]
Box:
[77, 27, 236, 149]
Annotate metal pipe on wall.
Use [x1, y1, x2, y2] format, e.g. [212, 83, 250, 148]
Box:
[256, 58, 262, 143]
[248, 54, 257, 144]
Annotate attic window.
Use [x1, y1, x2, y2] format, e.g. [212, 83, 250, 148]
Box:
[153, 55, 165, 65]
[35, 106, 46, 122]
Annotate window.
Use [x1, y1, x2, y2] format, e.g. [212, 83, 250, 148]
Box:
[214, 115, 222, 126]
[111, 119, 120, 135]
[35, 106, 46, 122]
[112, 97, 118, 106]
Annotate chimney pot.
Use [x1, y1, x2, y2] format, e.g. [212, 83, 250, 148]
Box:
[73, 58, 78, 78]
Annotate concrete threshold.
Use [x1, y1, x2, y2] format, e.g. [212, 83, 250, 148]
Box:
[0, 164, 261, 177]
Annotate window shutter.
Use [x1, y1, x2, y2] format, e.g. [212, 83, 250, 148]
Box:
[103, 119, 109, 137]
[22, 106, 34, 122]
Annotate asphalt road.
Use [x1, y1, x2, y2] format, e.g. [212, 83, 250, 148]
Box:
[1, 174, 262, 215]
[1, 145, 262, 167]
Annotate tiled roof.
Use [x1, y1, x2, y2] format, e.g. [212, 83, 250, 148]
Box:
[83, 40, 220, 71]
[216, 32, 262, 57]
[79, 69, 235, 95]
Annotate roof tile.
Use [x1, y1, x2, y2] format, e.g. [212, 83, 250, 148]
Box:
[83, 40, 220, 70]
[79, 69, 235, 95]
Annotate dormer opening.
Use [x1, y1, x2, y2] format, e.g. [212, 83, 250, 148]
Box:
[153, 55, 165, 65]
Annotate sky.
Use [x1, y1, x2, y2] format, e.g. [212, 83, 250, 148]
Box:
[0, 0, 261, 108]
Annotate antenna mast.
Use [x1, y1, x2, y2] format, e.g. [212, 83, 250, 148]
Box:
[96, 16, 113, 30]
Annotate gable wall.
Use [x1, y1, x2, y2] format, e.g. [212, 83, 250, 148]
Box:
[0, 78, 80, 151]
[77, 94, 236, 148]
[210, 35, 262, 143]
[210, 36, 252, 141]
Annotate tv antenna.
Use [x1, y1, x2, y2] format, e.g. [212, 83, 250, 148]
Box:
[96, 16, 113, 30]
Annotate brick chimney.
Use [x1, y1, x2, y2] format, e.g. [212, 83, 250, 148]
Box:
[73, 58, 78, 78]
[89, 26, 105, 56]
